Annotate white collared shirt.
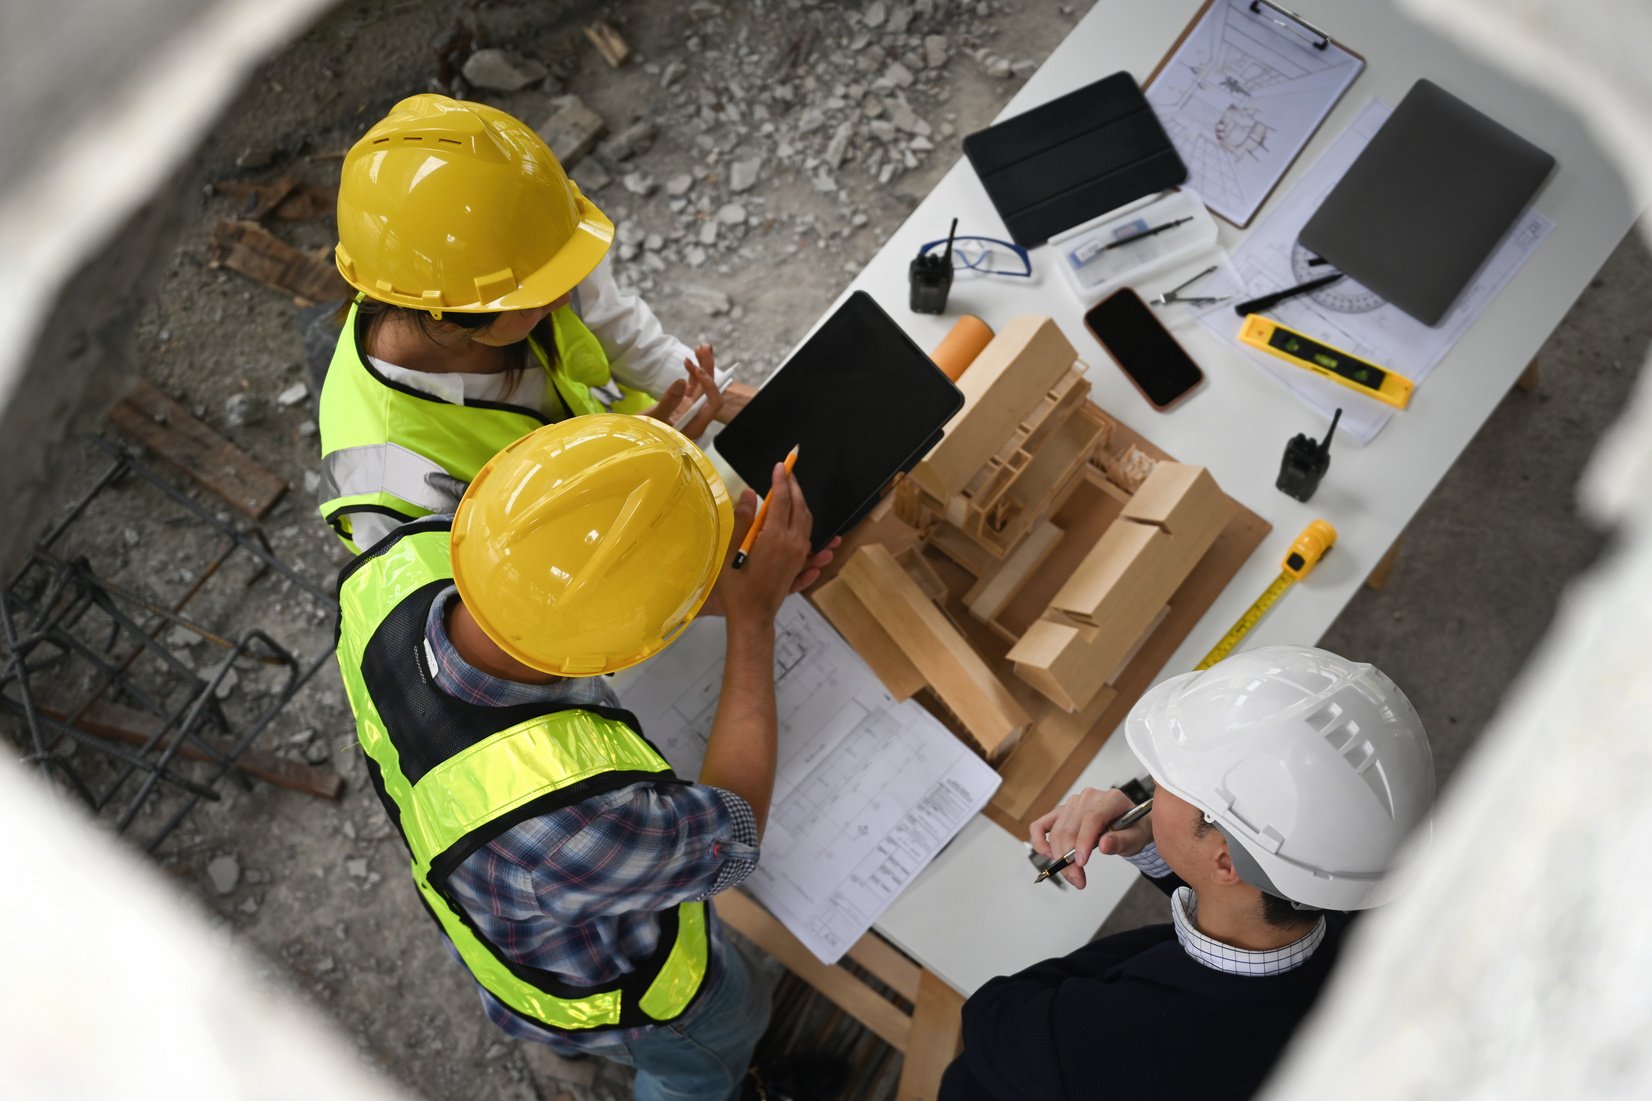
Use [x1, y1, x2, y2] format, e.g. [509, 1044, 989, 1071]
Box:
[1125, 842, 1327, 977]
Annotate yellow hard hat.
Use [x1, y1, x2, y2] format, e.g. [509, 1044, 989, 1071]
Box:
[334, 94, 613, 313]
[451, 414, 735, 677]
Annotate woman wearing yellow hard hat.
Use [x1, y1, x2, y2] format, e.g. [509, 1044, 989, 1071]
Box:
[317, 93, 751, 555]
[335, 414, 844, 1100]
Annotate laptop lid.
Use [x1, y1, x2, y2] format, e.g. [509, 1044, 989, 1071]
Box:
[1299, 79, 1555, 326]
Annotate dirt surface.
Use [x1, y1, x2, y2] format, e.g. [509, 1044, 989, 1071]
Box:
[65, 2, 1079, 1098]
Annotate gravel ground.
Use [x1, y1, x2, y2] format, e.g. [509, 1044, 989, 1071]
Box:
[38, 2, 1078, 1098]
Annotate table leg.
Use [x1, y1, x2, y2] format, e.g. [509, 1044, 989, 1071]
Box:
[1366, 534, 1405, 592]
[896, 970, 966, 1101]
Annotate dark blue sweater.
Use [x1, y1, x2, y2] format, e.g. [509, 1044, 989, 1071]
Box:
[940, 880, 1351, 1101]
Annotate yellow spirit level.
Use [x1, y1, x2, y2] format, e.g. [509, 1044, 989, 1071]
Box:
[1238, 316, 1413, 409]
[1196, 520, 1337, 670]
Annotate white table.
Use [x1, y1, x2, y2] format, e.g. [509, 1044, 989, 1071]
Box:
[839, 0, 1637, 997]
[710, 2, 1636, 1093]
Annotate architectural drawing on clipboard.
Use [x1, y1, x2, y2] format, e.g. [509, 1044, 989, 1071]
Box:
[1145, 0, 1364, 226]
[613, 596, 1000, 964]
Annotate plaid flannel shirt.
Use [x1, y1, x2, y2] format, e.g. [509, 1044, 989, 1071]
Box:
[422, 586, 760, 1048]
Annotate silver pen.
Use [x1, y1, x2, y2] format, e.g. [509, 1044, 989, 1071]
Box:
[1033, 798, 1154, 884]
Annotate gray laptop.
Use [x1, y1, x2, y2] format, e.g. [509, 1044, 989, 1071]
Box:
[1300, 79, 1555, 326]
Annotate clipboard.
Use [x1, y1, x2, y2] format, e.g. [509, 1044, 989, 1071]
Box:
[1144, 0, 1365, 228]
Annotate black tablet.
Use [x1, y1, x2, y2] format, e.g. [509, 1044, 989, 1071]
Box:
[714, 291, 963, 549]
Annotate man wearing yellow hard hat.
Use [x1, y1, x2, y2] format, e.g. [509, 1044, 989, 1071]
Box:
[336, 414, 843, 1100]
[318, 94, 755, 555]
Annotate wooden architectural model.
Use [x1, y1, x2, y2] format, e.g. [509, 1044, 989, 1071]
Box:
[808, 315, 1266, 832]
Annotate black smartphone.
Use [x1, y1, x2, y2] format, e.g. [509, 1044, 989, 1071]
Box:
[1083, 287, 1205, 409]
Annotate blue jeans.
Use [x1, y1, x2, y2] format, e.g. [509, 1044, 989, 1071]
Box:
[589, 941, 772, 1101]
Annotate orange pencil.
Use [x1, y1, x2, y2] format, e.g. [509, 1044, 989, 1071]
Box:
[732, 445, 800, 569]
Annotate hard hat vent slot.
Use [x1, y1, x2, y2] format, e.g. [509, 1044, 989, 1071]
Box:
[1305, 702, 1343, 730]
[1321, 719, 1368, 762]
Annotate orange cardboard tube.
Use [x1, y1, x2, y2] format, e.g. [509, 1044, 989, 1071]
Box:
[930, 315, 994, 382]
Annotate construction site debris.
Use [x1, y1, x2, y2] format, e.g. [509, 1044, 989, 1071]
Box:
[209, 219, 348, 307]
[209, 854, 242, 895]
[462, 47, 548, 91]
[109, 380, 287, 519]
[537, 94, 607, 167]
[212, 176, 336, 223]
[583, 21, 632, 68]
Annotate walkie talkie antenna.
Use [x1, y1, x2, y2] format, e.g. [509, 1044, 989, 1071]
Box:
[941, 217, 959, 267]
[1320, 408, 1342, 454]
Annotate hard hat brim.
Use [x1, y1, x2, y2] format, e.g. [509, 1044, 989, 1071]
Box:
[482, 191, 614, 313]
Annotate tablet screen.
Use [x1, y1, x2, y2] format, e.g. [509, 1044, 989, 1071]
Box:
[714, 292, 963, 549]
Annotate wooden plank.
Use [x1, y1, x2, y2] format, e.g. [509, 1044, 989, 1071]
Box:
[209, 219, 349, 306]
[812, 576, 926, 700]
[583, 21, 632, 67]
[911, 317, 1079, 500]
[715, 890, 912, 1051]
[966, 520, 1062, 623]
[107, 379, 287, 518]
[212, 175, 336, 222]
[896, 970, 967, 1101]
[842, 545, 1030, 759]
[34, 697, 343, 800]
[844, 932, 922, 1004]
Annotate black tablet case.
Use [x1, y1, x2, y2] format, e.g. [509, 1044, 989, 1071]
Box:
[1299, 79, 1556, 326]
[963, 72, 1188, 247]
[713, 292, 963, 550]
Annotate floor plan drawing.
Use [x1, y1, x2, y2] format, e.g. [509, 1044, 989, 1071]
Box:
[613, 595, 1001, 963]
[1146, 0, 1364, 225]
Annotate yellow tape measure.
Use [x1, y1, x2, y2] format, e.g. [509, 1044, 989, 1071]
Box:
[1196, 520, 1337, 670]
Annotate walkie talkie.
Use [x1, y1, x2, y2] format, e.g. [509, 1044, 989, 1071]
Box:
[909, 217, 957, 314]
[1276, 407, 1340, 502]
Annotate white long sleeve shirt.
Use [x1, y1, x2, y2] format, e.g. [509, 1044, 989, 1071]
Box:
[371, 254, 694, 415]
[352, 256, 696, 549]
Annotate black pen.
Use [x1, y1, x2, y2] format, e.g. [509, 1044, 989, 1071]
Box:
[1233, 271, 1344, 316]
[1033, 798, 1154, 884]
[1072, 217, 1195, 265]
[1104, 215, 1194, 251]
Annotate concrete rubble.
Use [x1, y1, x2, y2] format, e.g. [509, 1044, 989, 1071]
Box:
[22, 2, 1079, 1099]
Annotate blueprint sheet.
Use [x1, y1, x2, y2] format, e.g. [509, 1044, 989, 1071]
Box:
[1146, 0, 1364, 226]
[1205, 98, 1555, 444]
[613, 595, 1000, 964]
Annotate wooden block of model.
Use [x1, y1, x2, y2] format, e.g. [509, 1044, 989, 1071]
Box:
[816, 544, 1031, 761]
[1007, 463, 1231, 712]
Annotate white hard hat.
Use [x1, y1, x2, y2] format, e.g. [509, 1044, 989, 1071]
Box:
[1125, 646, 1434, 911]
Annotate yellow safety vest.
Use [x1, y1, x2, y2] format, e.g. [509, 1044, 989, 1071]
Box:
[317, 300, 654, 554]
[334, 520, 710, 1032]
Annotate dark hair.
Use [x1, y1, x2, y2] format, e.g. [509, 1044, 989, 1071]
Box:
[1192, 816, 1321, 930]
[346, 298, 555, 376]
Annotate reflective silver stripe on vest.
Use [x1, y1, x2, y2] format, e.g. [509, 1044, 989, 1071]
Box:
[318, 442, 468, 514]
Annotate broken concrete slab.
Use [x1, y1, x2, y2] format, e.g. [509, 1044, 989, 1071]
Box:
[536, 95, 607, 168]
[462, 48, 547, 92]
[599, 120, 658, 162]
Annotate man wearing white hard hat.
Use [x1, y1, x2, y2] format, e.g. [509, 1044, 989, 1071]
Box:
[939, 646, 1436, 1101]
